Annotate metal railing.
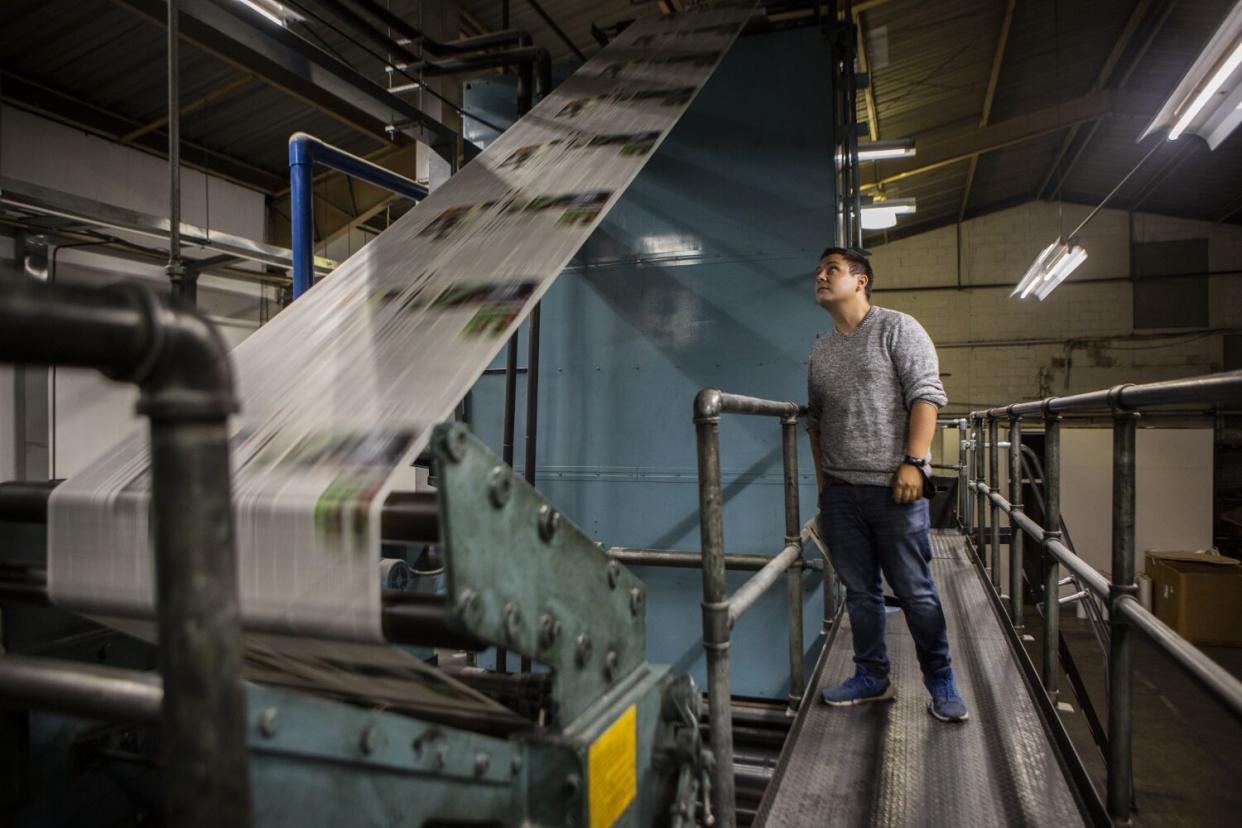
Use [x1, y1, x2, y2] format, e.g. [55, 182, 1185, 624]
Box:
[693, 389, 819, 828]
[965, 371, 1242, 822]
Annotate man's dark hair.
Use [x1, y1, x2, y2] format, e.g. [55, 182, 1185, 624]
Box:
[819, 246, 874, 299]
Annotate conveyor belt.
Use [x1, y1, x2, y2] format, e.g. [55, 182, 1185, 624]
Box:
[754, 530, 1088, 827]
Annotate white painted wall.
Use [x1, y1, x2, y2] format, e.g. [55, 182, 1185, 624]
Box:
[892, 202, 1236, 577]
[2, 106, 265, 239]
[2, 106, 270, 479]
[1059, 428, 1213, 576]
[869, 201, 1242, 410]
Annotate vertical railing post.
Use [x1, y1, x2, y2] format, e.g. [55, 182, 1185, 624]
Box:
[1042, 410, 1062, 697]
[786, 557, 804, 711]
[958, 418, 969, 530]
[781, 416, 804, 713]
[694, 392, 733, 828]
[974, 416, 987, 556]
[1008, 412, 1025, 628]
[1108, 409, 1139, 820]
[988, 416, 1002, 591]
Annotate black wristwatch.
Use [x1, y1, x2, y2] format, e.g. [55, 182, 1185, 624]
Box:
[900, 455, 926, 468]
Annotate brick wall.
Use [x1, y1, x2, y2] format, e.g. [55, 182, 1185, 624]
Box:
[869, 201, 1242, 411]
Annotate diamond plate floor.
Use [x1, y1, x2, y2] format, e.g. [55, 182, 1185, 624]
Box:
[754, 530, 1086, 827]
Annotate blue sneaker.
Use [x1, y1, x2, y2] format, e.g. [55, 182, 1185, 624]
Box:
[926, 673, 969, 722]
[821, 668, 895, 707]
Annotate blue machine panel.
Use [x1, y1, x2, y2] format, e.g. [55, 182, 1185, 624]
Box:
[467, 27, 835, 698]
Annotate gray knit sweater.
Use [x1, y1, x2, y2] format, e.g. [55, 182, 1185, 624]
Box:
[806, 306, 947, 487]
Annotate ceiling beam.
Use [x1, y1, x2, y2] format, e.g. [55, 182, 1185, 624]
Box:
[1037, 0, 1174, 200]
[119, 74, 254, 144]
[0, 69, 286, 192]
[855, 15, 879, 142]
[862, 89, 1154, 191]
[524, 0, 586, 62]
[110, 0, 469, 163]
[959, 0, 1015, 223]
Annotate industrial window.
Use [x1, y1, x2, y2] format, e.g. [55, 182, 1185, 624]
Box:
[1132, 238, 1209, 330]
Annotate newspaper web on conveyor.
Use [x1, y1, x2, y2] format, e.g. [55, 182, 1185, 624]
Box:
[47, 1, 755, 712]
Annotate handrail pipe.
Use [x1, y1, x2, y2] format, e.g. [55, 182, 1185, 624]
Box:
[693, 388, 810, 828]
[965, 370, 1242, 822]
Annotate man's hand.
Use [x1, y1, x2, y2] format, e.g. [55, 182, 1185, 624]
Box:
[892, 463, 924, 504]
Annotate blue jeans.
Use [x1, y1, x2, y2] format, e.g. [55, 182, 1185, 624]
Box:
[819, 482, 952, 682]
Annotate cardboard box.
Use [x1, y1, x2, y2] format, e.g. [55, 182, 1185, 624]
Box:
[1145, 550, 1242, 648]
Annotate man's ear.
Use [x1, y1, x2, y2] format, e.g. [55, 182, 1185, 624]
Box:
[857, 273, 869, 294]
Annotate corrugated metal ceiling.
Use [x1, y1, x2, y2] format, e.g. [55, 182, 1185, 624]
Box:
[1, 0, 1239, 235]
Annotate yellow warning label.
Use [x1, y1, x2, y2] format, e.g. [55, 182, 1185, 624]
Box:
[588, 704, 637, 828]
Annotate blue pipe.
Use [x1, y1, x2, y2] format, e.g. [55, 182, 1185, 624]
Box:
[288, 132, 430, 299]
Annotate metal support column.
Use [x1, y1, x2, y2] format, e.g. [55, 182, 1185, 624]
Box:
[497, 331, 519, 674]
[165, 0, 186, 299]
[519, 304, 541, 673]
[1108, 410, 1139, 820]
[498, 82, 535, 675]
[782, 416, 803, 712]
[988, 416, 1002, 591]
[695, 405, 734, 828]
[1042, 412, 1063, 696]
[1008, 413, 1025, 627]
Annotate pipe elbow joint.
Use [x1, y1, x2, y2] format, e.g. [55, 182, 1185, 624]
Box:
[111, 284, 237, 423]
[694, 388, 722, 423]
[288, 132, 316, 167]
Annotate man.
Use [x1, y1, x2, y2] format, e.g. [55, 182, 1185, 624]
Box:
[806, 247, 968, 723]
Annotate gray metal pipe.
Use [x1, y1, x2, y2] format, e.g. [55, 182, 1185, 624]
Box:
[974, 417, 987, 556]
[1108, 413, 1138, 820]
[988, 417, 1002, 591]
[0, 655, 162, 725]
[149, 416, 251, 824]
[694, 410, 734, 828]
[694, 388, 800, 421]
[1116, 596, 1242, 723]
[781, 418, 803, 711]
[727, 543, 801, 627]
[1008, 416, 1024, 627]
[983, 487, 1110, 599]
[607, 548, 775, 572]
[974, 370, 1242, 419]
[786, 559, 804, 711]
[958, 419, 969, 529]
[0, 279, 252, 826]
[1042, 414, 1063, 696]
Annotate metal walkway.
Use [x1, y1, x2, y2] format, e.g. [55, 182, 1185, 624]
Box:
[754, 530, 1088, 827]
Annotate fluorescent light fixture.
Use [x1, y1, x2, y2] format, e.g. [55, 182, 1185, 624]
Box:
[857, 139, 916, 161]
[1012, 238, 1088, 301]
[235, 0, 300, 27]
[861, 207, 899, 230]
[859, 197, 916, 230]
[1141, 1, 1242, 149]
[1035, 246, 1088, 300]
[1169, 39, 1242, 139]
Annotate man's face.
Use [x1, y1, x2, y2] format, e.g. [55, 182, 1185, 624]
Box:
[814, 254, 865, 308]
